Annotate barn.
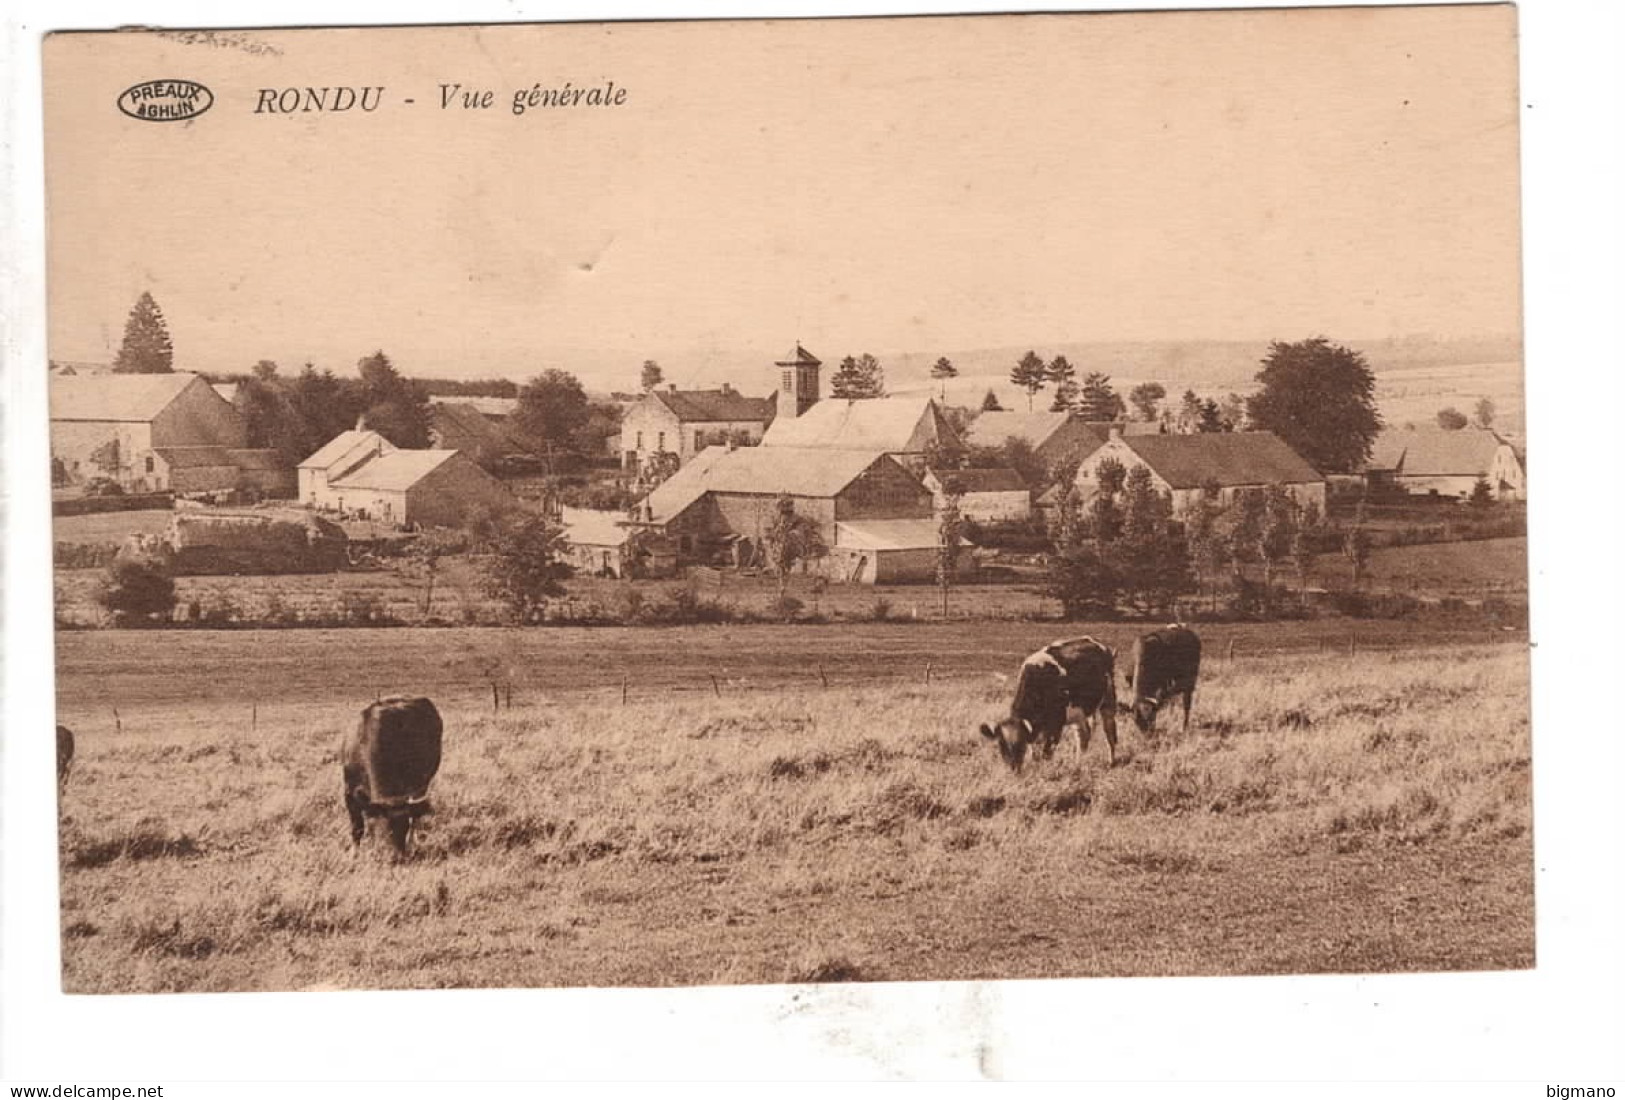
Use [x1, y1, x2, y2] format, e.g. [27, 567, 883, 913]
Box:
[50, 372, 253, 492]
[632, 444, 934, 568]
[759, 396, 960, 477]
[321, 449, 516, 529]
[1365, 427, 1526, 501]
[1070, 427, 1327, 516]
[297, 430, 396, 504]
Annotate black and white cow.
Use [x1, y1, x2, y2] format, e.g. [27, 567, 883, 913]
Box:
[980, 637, 1120, 771]
[341, 696, 444, 856]
[1123, 624, 1202, 734]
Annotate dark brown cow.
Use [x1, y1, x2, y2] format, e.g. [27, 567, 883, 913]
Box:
[1123, 624, 1202, 734]
[980, 637, 1119, 771]
[341, 696, 443, 855]
[56, 725, 74, 788]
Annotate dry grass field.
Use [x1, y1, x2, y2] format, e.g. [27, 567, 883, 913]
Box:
[55, 626, 1532, 994]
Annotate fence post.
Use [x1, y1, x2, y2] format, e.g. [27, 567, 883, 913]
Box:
[251, 702, 257, 734]
[1226, 638, 1236, 663]
[504, 684, 513, 710]
[818, 664, 829, 689]
[710, 674, 721, 698]
[925, 661, 934, 686]
[113, 707, 122, 735]
[622, 674, 629, 706]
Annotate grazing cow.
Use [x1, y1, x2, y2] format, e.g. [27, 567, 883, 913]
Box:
[980, 637, 1120, 771]
[1123, 624, 1202, 734]
[341, 696, 443, 856]
[56, 725, 74, 788]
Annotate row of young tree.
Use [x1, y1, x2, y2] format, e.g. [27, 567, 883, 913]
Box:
[1042, 458, 1333, 619]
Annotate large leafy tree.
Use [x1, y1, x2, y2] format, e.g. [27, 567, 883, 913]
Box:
[513, 368, 591, 461]
[112, 291, 175, 374]
[357, 350, 433, 448]
[1246, 337, 1382, 474]
[830, 353, 886, 399]
[1009, 351, 1047, 411]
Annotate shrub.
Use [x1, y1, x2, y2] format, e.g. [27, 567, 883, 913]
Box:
[94, 557, 175, 626]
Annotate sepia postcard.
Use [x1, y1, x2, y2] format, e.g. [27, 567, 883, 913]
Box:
[11, 0, 1597, 1086]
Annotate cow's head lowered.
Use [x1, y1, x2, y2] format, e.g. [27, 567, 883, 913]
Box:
[979, 717, 1035, 773]
[1121, 695, 1161, 734]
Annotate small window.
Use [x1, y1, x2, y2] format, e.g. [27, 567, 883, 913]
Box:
[658, 431, 666, 452]
[145, 456, 155, 473]
[636, 431, 644, 450]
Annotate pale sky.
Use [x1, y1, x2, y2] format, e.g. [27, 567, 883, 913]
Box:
[44, 7, 1522, 381]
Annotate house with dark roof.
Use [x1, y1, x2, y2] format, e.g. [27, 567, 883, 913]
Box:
[923, 467, 1032, 522]
[49, 372, 257, 493]
[618, 382, 777, 473]
[629, 444, 936, 573]
[1070, 427, 1326, 517]
[1364, 427, 1525, 501]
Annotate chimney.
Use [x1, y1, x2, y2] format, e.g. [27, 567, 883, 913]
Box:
[668, 383, 678, 393]
[1108, 423, 1124, 441]
[720, 382, 733, 395]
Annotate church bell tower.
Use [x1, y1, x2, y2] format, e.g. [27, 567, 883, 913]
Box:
[776, 343, 821, 418]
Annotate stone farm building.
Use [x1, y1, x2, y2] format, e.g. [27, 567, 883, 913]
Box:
[49, 371, 288, 495]
[619, 383, 776, 473]
[631, 444, 938, 577]
[298, 429, 514, 528]
[760, 394, 960, 477]
[923, 467, 1032, 522]
[962, 410, 1107, 473]
[1069, 428, 1326, 516]
[1365, 427, 1526, 501]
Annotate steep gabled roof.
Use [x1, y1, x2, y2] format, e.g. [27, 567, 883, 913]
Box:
[1122, 431, 1323, 488]
[328, 449, 459, 492]
[644, 446, 891, 522]
[761, 397, 957, 453]
[49, 372, 210, 423]
[654, 389, 776, 423]
[1367, 427, 1507, 477]
[298, 430, 395, 471]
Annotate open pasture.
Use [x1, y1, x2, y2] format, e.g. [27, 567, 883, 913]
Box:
[54, 625, 1532, 993]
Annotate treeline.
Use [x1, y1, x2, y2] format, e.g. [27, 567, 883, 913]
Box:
[211, 355, 616, 471]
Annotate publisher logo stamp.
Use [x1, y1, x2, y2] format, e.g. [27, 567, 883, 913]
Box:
[118, 79, 214, 122]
